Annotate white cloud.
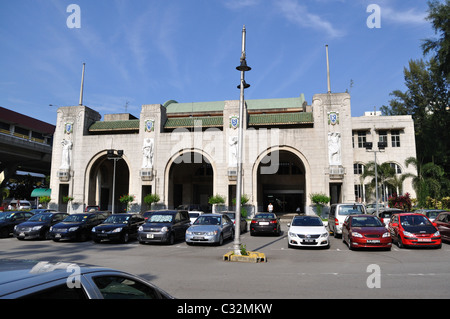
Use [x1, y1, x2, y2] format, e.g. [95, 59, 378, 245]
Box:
[275, 0, 345, 38]
[382, 6, 427, 25]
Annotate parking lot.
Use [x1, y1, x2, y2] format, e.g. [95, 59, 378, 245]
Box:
[2, 221, 450, 299]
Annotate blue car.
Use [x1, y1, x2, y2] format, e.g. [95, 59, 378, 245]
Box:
[185, 213, 234, 246]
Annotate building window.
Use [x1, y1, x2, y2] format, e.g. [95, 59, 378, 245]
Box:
[354, 185, 364, 202]
[391, 130, 400, 147]
[357, 131, 367, 148]
[390, 163, 402, 174]
[378, 130, 387, 145]
[353, 163, 364, 175]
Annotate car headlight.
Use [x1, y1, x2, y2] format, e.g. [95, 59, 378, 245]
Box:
[403, 231, 415, 237]
[207, 230, 218, 236]
[32, 226, 43, 231]
[68, 227, 79, 232]
[161, 226, 169, 233]
[382, 232, 391, 238]
[91, 227, 96, 232]
[352, 232, 363, 238]
[288, 232, 297, 237]
[112, 227, 122, 233]
[321, 232, 329, 238]
[433, 231, 440, 237]
[138, 226, 143, 232]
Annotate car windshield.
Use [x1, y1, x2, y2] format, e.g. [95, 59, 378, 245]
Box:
[28, 213, 53, 222]
[104, 215, 130, 224]
[194, 215, 221, 225]
[351, 216, 383, 227]
[64, 214, 89, 223]
[254, 213, 276, 219]
[148, 214, 173, 223]
[427, 211, 442, 219]
[292, 216, 323, 226]
[189, 213, 200, 218]
[400, 215, 432, 226]
[338, 205, 364, 215]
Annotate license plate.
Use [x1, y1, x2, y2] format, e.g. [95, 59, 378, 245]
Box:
[55, 234, 61, 238]
[367, 240, 380, 243]
[303, 239, 315, 243]
[193, 237, 204, 240]
[19, 232, 25, 237]
[146, 234, 154, 239]
[418, 238, 431, 242]
[259, 222, 269, 225]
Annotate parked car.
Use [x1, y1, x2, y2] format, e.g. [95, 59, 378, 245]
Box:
[185, 213, 234, 245]
[13, 212, 68, 240]
[49, 212, 107, 242]
[372, 208, 404, 227]
[0, 211, 34, 238]
[287, 215, 329, 248]
[8, 200, 32, 210]
[29, 209, 56, 215]
[138, 210, 190, 245]
[250, 212, 281, 236]
[431, 211, 450, 243]
[415, 209, 446, 222]
[188, 211, 204, 224]
[224, 212, 248, 234]
[388, 213, 441, 248]
[92, 213, 145, 243]
[342, 214, 392, 250]
[0, 259, 174, 299]
[327, 203, 366, 238]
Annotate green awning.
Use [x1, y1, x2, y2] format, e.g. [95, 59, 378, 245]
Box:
[31, 188, 51, 197]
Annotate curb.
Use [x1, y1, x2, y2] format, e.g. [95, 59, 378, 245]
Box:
[223, 251, 267, 263]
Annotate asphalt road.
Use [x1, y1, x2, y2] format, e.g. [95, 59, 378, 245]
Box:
[2, 223, 450, 299]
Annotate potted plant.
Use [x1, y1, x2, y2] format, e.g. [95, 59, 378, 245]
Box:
[143, 193, 160, 210]
[208, 194, 226, 214]
[119, 194, 135, 212]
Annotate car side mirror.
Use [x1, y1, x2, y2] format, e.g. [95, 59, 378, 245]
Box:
[287, 223, 290, 227]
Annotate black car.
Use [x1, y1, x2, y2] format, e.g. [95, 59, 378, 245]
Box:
[138, 210, 190, 244]
[50, 212, 107, 242]
[92, 213, 145, 243]
[250, 212, 281, 236]
[14, 212, 68, 240]
[0, 211, 34, 238]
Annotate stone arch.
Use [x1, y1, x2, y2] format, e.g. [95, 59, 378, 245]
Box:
[164, 148, 217, 210]
[252, 146, 311, 214]
[84, 150, 131, 212]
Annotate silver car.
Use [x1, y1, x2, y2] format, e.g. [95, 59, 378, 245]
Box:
[185, 213, 234, 245]
[0, 259, 174, 299]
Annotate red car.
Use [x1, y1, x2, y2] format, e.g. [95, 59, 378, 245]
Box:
[432, 211, 450, 243]
[342, 214, 392, 250]
[388, 213, 441, 248]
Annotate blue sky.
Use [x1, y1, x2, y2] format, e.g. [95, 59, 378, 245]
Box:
[0, 0, 434, 125]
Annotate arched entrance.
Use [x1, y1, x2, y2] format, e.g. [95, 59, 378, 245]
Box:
[166, 150, 214, 211]
[85, 152, 130, 212]
[254, 148, 308, 214]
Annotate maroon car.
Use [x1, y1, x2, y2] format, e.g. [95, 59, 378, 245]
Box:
[342, 214, 392, 250]
[433, 211, 450, 243]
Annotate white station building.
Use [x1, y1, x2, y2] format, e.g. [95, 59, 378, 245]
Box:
[48, 91, 417, 215]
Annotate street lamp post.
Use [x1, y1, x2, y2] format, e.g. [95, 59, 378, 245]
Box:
[107, 149, 123, 214]
[234, 25, 251, 255]
[364, 142, 386, 215]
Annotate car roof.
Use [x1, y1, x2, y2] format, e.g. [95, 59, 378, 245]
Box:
[0, 259, 114, 297]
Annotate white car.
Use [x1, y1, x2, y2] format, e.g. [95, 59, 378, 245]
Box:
[188, 211, 204, 224]
[287, 215, 329, 248]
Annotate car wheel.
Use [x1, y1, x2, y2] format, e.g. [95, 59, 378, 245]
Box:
[397, 236, 404, 248]
[217, 234, 224, 246]
[167, 233, 175, 245]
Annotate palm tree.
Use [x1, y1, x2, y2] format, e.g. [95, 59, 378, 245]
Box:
[404, 157, 448, 207]
[362, 161, 396, 204]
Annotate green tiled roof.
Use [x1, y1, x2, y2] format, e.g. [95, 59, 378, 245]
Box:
[248, 112, 313, 126]
[164, 116, 223, 128]
[89, 119, 140, 132]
